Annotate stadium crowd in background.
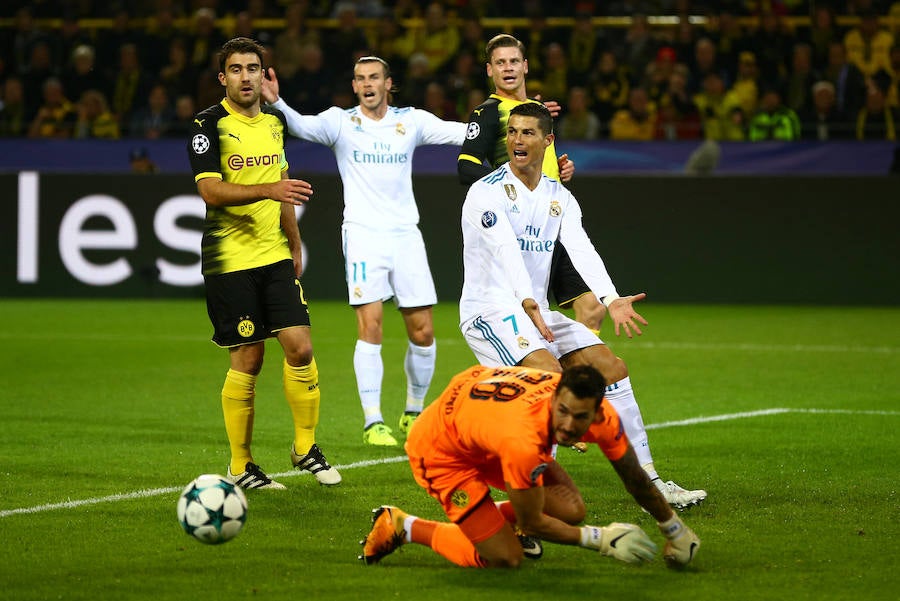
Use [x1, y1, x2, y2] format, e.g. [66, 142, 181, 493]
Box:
[1, 1, 900, 142]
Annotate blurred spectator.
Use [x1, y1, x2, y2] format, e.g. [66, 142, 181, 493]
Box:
[824, 40, 867, 118]
[62, 45, 107, 105]
[404, 2, 460, 76]
[27, 77, 75, 138]
[0, 76, 28, 136]
[20, 40, 57, 106]
[655, 64, 701, 140]
[144, 7, 181, 75]
[784, 43, 819, 116]
[747, 10, 793, 88]
[693, 72, 745, 140]
[803, 5, 842, 71]
[621, 13, 658, 83]
[74, 89, 120, 139]
[158, 37, 198, 100]
[57, 12, 92, 71]
[670, 16, 699, 65]
[422, 81, 459, 120]
[748, 88, 802, 140]
[186, 8, 225, 72]
[232, 10, 275, 48]
[325, 4, 371, 70]
[129, 83, 175, 139]
[129, 146, 158, 173]
[110, 43, 153, 130]
[273, 1, 321, 80]
[195, 51, 224, 113]
[855, 72, 899, 139]
[96, 9, 144, 78]
[706, 11, 746, 76]
[557, 85, 600, 140]
[644, 46, 677, 108]
[165, 94, 196, 138]
[540, 42, 571, 105]
[513, 9, 562, 82]
[589, 50, 630, 126]
[801, 80, 853, 140]
[731, 51, 761, 117]
[688, 37, 729, 95]
[397, 52, 431, 107]
[567, 11, 606, 86]
[444, 50, 483, 119]
[609, 86, 656, 140]
[458, 13, 490, 65]
[367, 15, 411, 79]
[844, 8, 894, 77]
[282, 42, 334, 114]
[9, 7, 48, 74]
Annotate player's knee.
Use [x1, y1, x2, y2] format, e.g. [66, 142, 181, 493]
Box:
[485, 548, 524, 569]
[284, 343, 314, 366]
[409, 325, 434, 346]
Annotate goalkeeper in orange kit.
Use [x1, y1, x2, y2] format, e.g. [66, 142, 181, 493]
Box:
[359, 364, 700, 568]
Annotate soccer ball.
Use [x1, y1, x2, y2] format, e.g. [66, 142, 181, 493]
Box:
[177, 474, 248, 544]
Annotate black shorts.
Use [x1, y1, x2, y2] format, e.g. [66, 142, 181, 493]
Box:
[204, 259, 311, 348]
[550, 243, 592, 309]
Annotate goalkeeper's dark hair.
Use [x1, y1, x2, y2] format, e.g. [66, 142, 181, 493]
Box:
[509, 102, 554, 136]
[218, 37, 265, 73]
[558, 365, 606, 409]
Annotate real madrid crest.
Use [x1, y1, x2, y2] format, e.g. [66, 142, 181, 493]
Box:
[549, 200, 561, 217]
[504, 184, 517, 201]
[353, 286, 363, 298]
[517, 336, 530, 349]
[395, 122, 406, 135]
[351, 115, 362, 129]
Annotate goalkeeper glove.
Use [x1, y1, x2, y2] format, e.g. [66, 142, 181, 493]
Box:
[580, 523, 657, 564]
[658, 515, 700, 568]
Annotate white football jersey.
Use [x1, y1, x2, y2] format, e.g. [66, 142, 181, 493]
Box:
[273, 98, 466, 230]
[459, 164, 618, 322]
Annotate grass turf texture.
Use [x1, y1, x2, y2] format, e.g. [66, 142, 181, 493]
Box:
[0, 300, 897, 600]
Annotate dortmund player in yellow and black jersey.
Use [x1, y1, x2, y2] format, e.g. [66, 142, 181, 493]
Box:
[456, 34, 608, 334]
[187, 37, 340, 489]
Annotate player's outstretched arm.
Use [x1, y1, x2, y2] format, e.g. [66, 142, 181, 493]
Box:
[606, 293, 649, 338]
[261, 67, 281, 104]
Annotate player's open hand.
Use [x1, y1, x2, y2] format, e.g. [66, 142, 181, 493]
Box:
[607, 293, 649, 338]
[261, 67, 281, 104]
[271, 178, 313, 206]
[522, 298, 554, 342]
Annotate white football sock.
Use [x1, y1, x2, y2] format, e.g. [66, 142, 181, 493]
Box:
[354, 339, 384, 428]
[604, 376, 655, 468]
[404, 340, 436, 414]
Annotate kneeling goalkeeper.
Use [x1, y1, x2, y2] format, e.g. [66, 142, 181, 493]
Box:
[359, 364, 700, 568]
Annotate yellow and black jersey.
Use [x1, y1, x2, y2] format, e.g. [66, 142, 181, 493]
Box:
[457, 94, 560, 186]
[187, 99, 290, 276]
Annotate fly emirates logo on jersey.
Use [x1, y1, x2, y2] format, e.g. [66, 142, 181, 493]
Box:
[351, 141, 408, 165]
[518, 224, 554, 253]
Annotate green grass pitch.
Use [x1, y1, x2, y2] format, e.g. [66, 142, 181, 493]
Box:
[0, 299, 897, 600]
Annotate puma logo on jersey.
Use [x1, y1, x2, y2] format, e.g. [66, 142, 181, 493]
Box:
[227, 132, 241, 142]
[193, 118, 205, 126]
[473, 108, 483, 116]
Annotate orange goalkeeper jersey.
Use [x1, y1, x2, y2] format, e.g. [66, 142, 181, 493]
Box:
[406, 365, 628, 491]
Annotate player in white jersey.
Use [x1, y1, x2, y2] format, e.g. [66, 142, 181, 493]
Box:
[262, 56, 467, 447]
[460, 102, 707, 509]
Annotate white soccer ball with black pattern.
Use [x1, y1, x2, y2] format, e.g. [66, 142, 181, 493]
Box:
[177, 474, 247, 544]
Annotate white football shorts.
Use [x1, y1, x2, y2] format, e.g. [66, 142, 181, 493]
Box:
[341, 223, 437, 308]
[461, 306, 604, 366]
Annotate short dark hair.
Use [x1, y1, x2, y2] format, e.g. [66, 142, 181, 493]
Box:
[355, 55, 391, 79]
[219, 37, 264, 73]
[509, 102, 553, 136]
[485, 34, 526, 63]
[558, 365, 606, 409]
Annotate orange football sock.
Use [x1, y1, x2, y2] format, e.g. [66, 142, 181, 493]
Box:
[429, 523, 487, 568]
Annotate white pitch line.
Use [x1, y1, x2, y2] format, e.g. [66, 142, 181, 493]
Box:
[2, 409, 897, 519]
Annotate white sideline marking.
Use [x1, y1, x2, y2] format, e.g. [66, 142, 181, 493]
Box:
[2, 409, 897, 519]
